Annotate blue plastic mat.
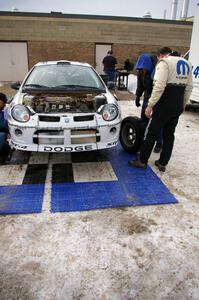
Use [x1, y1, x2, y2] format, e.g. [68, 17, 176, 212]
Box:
[51, 145, 177, 212]
[0, 184, 44, 214]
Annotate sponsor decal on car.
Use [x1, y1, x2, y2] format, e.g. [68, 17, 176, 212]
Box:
[43, 145, 93, 152]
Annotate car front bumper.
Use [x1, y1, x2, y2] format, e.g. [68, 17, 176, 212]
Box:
[9, 113, 121, 152]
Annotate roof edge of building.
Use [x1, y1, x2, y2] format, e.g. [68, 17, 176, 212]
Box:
[0, 11, 193, 25]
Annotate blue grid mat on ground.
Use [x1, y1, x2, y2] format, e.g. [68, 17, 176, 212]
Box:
[0, 184, 44, 214]
[51, 145, 177, 213]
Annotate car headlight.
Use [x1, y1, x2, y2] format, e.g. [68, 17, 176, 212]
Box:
[11, 104, 30, 122]
[102, 104, 119, 121]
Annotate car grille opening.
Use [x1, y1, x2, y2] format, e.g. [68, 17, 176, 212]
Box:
[39, 116, 60, 122]
[73, 115, 94, 122]
[33, 130, 64, 145]
[33, 129, 100, 145]
[71, 129, 100, 144]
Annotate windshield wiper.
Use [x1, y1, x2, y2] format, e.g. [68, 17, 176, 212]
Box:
[23, 84, 50, 89]
[22, 84, 105, 94]
[53, 85, 104, 90]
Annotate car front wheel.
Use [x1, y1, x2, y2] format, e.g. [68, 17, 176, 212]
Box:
[119, 116, 145, 153]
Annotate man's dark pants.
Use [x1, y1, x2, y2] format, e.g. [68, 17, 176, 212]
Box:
[141, 98, 162, 148]
[0, 132, 10, 156]
[139, 109, 180, 166]
[105, 70, 116, 82]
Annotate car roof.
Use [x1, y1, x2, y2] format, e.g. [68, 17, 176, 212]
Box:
[34, 60, 92, 67]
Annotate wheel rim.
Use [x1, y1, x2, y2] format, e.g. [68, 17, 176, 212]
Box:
[122, 122, 137, 146]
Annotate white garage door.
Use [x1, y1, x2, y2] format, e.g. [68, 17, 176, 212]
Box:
[95, 44, 112, 74]
[0, 42, 28, 81]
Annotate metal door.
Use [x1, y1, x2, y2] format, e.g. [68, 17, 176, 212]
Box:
[95, 44, 112, 74]
[0, 42, 28, 81]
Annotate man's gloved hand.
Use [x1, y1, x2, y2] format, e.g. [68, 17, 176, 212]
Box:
[135, 97, 141, 107]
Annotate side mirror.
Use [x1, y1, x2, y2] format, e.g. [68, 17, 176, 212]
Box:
[11, 81, 21, 90]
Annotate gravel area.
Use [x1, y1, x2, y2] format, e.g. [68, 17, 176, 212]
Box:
[0, 95, 199, 299]
[0, 82, 16, 100]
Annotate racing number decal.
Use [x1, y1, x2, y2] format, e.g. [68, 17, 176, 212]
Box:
[193, 66, 199, 78]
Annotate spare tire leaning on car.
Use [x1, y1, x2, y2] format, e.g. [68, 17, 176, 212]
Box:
[119, 116, 145, 153]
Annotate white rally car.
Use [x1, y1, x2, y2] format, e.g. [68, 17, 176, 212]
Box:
[8, 61, 122, 153]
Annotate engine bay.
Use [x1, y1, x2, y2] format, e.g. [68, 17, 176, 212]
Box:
[22, 93, 107, 114]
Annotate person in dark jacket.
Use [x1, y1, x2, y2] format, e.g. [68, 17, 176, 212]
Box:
[129, 47, 193, 172]
[123, 59, 134, 71]
[135, 53, 162, 152]
[102, 50, 117, 82]
[0, 92, 11, 163]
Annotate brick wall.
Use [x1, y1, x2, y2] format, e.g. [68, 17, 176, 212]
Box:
[28, 41, 95, 68]
[0, 13, 192, 70]
[113, 44, 189, 71]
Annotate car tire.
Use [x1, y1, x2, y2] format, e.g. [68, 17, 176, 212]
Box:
[119, 116, 145, 153]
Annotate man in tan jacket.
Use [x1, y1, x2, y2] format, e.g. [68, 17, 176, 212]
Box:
[129, 47, 193, 172]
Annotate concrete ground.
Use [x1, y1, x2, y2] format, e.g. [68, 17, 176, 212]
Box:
[0, 87, 199, 299]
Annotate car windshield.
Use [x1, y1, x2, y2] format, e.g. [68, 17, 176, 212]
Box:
[24, 63, 105, 91]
